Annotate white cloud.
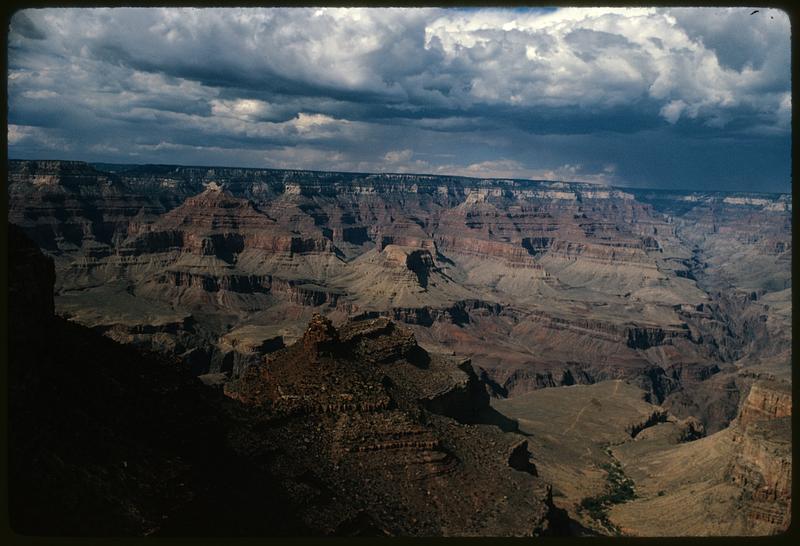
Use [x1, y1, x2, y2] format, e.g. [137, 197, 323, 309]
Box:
[291, 113, 343, 133]
[383, 149, 414, 163]
[7, 124, 31, 144]
[7, 124, 72, 150]
[660, 99, 687, 124]
[424, 7, 789, 126]
[454, 159, 531, 179]
[211, 99, 273, 120]
[21, 90, 59, 99]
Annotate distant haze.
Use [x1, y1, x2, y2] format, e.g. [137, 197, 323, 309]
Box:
[7, 7, 791, 192]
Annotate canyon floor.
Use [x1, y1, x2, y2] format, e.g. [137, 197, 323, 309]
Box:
[7, 160, 792, 536]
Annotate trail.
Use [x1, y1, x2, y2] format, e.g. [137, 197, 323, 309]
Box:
[563, 380, 622, 436]
[563, 404, 590, 436]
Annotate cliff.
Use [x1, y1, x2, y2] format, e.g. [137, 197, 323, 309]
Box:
[725, 380, 792, 534]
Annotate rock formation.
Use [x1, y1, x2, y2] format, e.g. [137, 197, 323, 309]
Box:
[222, 313, 569, 535]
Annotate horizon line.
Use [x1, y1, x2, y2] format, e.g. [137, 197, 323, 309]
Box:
[7, 156, 792, 197]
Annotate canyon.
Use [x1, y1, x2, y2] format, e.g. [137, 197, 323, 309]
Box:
[7, 159, 792, 536]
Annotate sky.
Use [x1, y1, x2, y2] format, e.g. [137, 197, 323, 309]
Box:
[7, 7, 792, 192]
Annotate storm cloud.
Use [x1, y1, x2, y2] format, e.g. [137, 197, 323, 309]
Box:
[7, 7, 791, 192]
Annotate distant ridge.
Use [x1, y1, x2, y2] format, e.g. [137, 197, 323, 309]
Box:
[6, 158, 792, 197]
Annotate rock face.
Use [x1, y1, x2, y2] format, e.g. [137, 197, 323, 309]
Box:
[8, 161, 164, 253]
[124, 186, 333, 258]
[726, 380, 792, 534]
[217, 326, 286, 376]
[382, 245, 437, 287]
[598, 378, 792, 537]
[736, 380, 792, 428]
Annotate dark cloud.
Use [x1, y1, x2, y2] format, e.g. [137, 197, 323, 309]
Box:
[7, 7, 791, 192]
[9, 11, 46, 40]
[564, 28, 638, 62]
[670, 7, 787, 73]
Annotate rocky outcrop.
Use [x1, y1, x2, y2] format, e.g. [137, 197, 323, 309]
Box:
[8, 159, 117, 188]
[436, 235, 546, 269]
[156, 270, 272, 293]
[420, 359, 492, 424]
[382, 245, 438, 288]
[736, 380, 792, 429]
[444, 299, 505, 325]
[387, 306, 438, 327]
[349, 299, 505, 328]
[496, 366, 604, 395]
[217, 328, 287, 377]
[526, 311, 692, 351]
[271, 279, 345, 307]
[339, 316, 417, 363]
[119, 229, 186, 255]
[124, 187, 335, 258]
[521, 236, 555, 255]
[144, 270, 345, 309]
[544, 239, 657, 265]
[725, 380, 792, 534]
[636, 366, 682, 404]
[223, 315, 562, 535]
[727, 417, 791, 532]
[625, 408, 671, 438]
[377, 235, 437, 251]
[8, 164, 162, 252]
[628, 325, 692, 351]
[507, 440, 538, 476]
[626, 327, 668, 349]
[337, 226, 370, 245]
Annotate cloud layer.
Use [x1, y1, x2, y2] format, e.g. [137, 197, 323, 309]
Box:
[7, 7, 791, 191]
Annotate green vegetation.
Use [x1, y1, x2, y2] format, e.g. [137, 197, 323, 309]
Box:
[577, 458, 637, 535]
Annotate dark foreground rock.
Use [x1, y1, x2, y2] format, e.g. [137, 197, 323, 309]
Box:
[8, 224, 569, 536]
[8, 224, 306, 536]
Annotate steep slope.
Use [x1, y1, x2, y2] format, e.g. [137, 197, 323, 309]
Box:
[491, 377, 791, 536]
[491, 380, 698, 534]
[122, 185, 344, 306]
[607, 379, 791, 536]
